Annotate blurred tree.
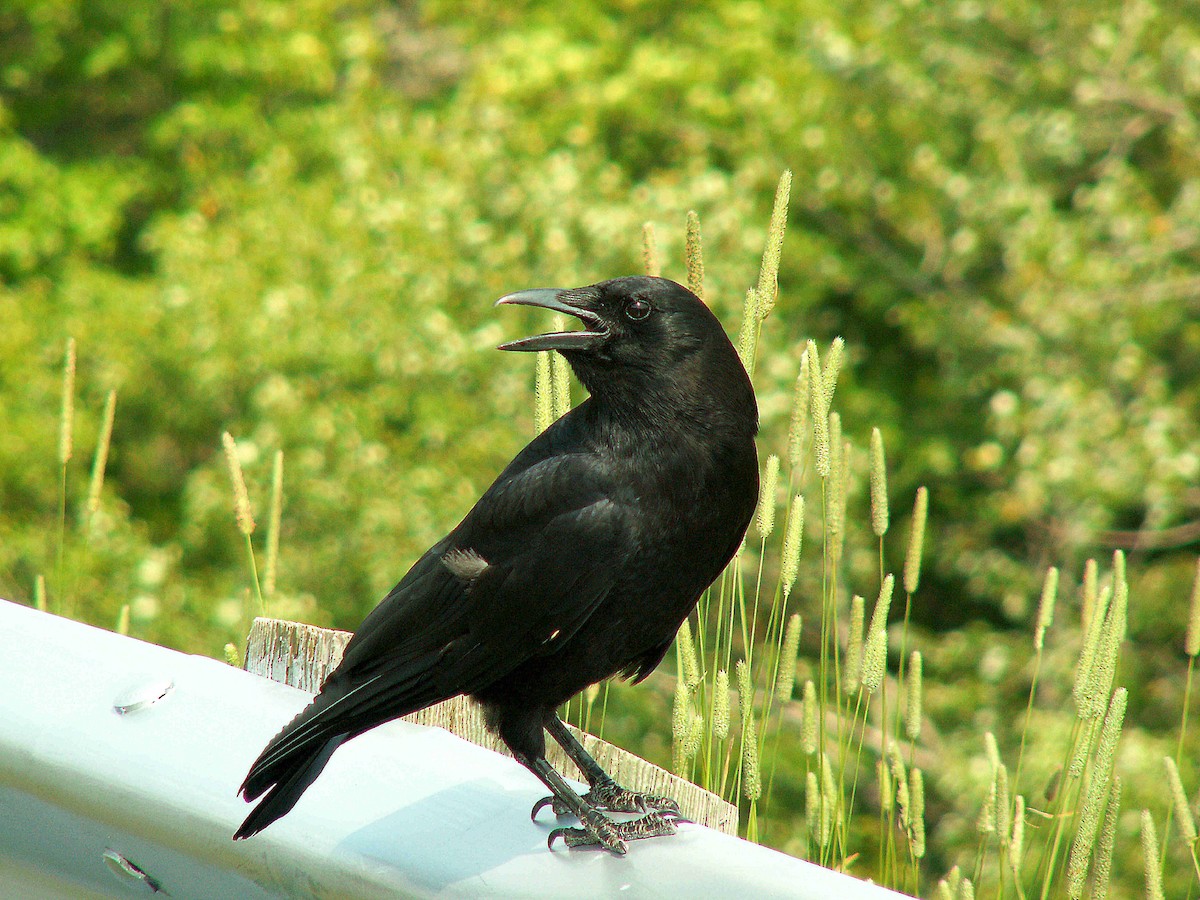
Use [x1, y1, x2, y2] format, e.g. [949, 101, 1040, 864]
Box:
[2, 1, 1199, 891]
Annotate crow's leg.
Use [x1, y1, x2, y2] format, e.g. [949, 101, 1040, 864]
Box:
[516, 752, 680, 854]
[530, 715, 684, 820]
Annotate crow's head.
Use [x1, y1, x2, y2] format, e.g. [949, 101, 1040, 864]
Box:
[496, 277, 753, 416]
[496, 276, 756, 425]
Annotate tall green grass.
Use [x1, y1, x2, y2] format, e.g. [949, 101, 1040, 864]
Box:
[33, 171, 1200, 896]
[547, 172, 1200, 897]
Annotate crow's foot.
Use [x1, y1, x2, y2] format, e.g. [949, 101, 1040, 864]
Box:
[531, 778, 682, 820]
[548, 810, 682, 854]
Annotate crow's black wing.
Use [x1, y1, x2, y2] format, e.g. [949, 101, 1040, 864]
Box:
[335, 445, 636, 683]
[237, 448, 633, 833]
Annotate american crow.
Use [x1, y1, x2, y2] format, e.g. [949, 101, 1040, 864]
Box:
[235, 276, 759, 853]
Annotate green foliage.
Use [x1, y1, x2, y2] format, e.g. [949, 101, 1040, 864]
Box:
[3, 1, 1200, 894]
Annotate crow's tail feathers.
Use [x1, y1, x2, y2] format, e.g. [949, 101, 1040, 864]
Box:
[234, 732, 345, 839]
[233, 676, 372, 840]
[234, 652, 452, 839]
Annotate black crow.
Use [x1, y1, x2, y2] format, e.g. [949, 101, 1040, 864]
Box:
[235, 276, 759, 853]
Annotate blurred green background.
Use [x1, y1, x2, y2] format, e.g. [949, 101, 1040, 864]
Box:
[3, 0, 1199, 893]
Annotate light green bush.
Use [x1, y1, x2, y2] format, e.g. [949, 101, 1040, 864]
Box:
[4, 1, 1200, 893]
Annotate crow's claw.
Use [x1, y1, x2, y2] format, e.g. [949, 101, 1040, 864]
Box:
[548, 811, 680, 853]
[585, 781, 682, 816]
[532, 779, 684, 820]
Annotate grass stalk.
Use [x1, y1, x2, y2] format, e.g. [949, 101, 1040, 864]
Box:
[222, 431, 265, 616]
[55, 338, 77, 614]
[84, 389, 117, 532]
[1181, 557, 1200, 763]
[1016, 566, 1060, 791]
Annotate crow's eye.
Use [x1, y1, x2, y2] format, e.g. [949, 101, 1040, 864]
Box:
[624, 298, 652, 321]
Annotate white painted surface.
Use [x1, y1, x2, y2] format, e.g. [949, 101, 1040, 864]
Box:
[0, 599, 909, 898]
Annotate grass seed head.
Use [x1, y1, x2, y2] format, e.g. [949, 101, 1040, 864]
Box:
[1072, 584, 1112, 720]
[59, 337, 76, 466]
[671, 675, 691, 775]
[1094, 775, 1121, 900]
[819, 752, 838, 842]
[713, 669, 730, 740]
[984, 731, 1000, 772]
[1187, 557, 1200, 657]
[780, 494, 805, 598]
[736, 657, 753, 724]
[845, 594, 866, 694]
[904, 487, 928, 594]
[1009, 794, 1025, 871]
[1068, 688, 1128, 896]
[821, 337, 845, 410]
[807, 342, 829, 476]
[801, 679, 818, 754]
[806, 770, 821, 846]
[905, 650, 923, 741]
[1141, 810, 1165, 900]
[909, 767, 926, 858]
[756, 170, 791, 319]
[677, 618, 700, 691]
[995, 764, 1011, 842]
[534, 351, 553, 434]
[221, 431, 256, 536]
[869, 574, 895, 636]
[741, 711, 762, 801]
[756, 454, 780, 539]
[776, 613, 803, 702]
[551, 339, 572, 420]
[86, 389, 117, 523]
[869, 427, 889, 537]
[685, 209, 704, 301]
[737, 286, 761, 376]
[1035, 565, 1059, 651]
[642, 221, 660, 277]
[826, 415, 844, 541]
[1165, 756, 1197, 845]
[978, 778, 997, 835]
[787, 359, 810, 470]
[861, 629, 888, 695]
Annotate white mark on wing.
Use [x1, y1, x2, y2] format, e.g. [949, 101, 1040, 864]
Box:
[442, 547, 489, 583]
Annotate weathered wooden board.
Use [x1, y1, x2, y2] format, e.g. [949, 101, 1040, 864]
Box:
[244, 616, 738, 835]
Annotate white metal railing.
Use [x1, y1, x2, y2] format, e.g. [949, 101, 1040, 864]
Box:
[0, 599, 909, 898]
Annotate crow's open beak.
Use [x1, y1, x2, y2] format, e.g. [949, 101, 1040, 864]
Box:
[495, 288, 608, 352]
